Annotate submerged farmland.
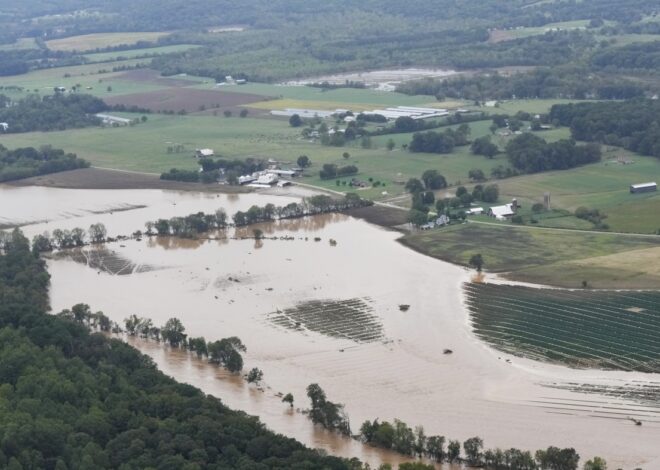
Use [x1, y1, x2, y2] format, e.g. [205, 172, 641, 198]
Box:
[465, 283, 660, 373]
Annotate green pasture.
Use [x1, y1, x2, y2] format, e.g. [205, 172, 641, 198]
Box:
[0, 38, 39, 51]
[203, 82, 441, 107]
[494, 147, 660, 233]
[400, 222, 660, 288]
[83, 44, 201, 63]
[0, 60, 161, 97]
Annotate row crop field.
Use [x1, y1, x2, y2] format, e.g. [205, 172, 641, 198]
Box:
[465, 283, 660, 373]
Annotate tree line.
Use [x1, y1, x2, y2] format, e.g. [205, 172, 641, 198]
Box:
[147, 194, 372, 238]
[161, 157, 267, 184]
[409, 123, 472, 154]
[358, 417, 607, 470]
[0, 144, 89, 183]
[549, 99, 660, 159]
[0, 93, 108, 133]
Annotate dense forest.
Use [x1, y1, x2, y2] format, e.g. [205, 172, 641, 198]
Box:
[0, 229, 361, 469]
[0, 94, 107, 132]
[1, 0, 659, 84]
[549, 99, 660, 158]
[0, 145, 89, 182]
[505, 134, 602, 174]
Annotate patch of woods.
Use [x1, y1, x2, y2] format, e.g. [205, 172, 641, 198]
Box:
[404, 170, 499, 227]
[505, 133, 602, 174]
[0, 93, 107, 132]
[0, 144, 89, 183]
[0, 229, 361, 469]
[161, 156, 266, 184]
[549, 99, 660, 159]
[147, 195, 372, 238]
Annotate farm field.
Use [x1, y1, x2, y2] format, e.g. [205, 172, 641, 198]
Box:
[465, 283, 660, 372]
[400, 223, 660, 288]
[494, 147, 660, 233]
[210, 82, 440, 107]
[0, 37, 39, 51]
[46, 32, 171, 51]
[83, 44, 202, 63]
[488, 20, 591, 43]
[0, 60, 161, 98]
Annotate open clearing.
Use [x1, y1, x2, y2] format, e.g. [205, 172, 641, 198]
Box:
[46, 32, 170, 51]
[400, 223, 660, 288]
[465, 283, 660, 372]
[83, 44, 201, 63]
[104, 88, 267, 113]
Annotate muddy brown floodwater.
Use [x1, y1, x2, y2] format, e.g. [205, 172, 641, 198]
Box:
[2, 185, 660, 469]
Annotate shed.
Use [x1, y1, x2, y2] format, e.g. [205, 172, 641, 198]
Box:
[630, 182, 657, 194]
[195, 148, 215, 158]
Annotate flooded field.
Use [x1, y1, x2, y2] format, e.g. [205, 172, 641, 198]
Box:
[3, 184, 660, 469]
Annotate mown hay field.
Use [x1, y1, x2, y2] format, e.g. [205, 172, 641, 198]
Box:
[46, 32, 170, 51]
[465, 283, 660, 373]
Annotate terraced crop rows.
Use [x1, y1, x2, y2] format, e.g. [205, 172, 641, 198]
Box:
[63, 248, 156, 275]
[464, 283, 660, 373]
[268, 298, 384, 343]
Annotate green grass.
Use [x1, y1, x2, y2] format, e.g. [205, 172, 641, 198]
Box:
[0, 60, 162, 98]
[83, 44, 202, 63]
[400, 222, 660, 288]
[465, 283, 660, 372]
[491, 20, 591, 42]
[0, 38, 39, 51]
[493, 147, 660, 233]
[202, 82, 441, 107]
[46, 32, 170, 51]
[487, 99, 595, 115]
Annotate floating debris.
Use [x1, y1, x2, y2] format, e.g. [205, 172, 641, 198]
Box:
[399, 304, 410, 312]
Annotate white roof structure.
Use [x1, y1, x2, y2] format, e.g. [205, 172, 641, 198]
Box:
[270, 108, 343, 118]
[96, 113, 132, 125]
[631, 182, 657, 190]
[362, 106, 450, 120]
[489, 204, 515, 220]
[256, 173, 278, 185]
[467, 207, 484, 215]
[195, 148, 214, 157]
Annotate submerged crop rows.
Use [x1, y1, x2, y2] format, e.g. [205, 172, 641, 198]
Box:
[464, 284, 660, 373]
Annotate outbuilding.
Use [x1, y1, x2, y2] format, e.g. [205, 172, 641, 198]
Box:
[195, 148, 215, 158]
[630, 182, 657, 194]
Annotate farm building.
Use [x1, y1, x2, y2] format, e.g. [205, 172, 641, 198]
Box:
[362, 106, 449, 121]
[95, 114, 132, 126]
[270, 108, 339, 118]
[630, 182, 657, 194]
[0, 122, 8, 131]
[488, 204, 515, 220]
[467, 207, 484, 215]
[195, 148, 215, 158]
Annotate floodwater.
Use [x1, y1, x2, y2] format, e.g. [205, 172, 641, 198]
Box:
[2, 185, 660, 469]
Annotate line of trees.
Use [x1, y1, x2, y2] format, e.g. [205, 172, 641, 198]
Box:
[358, 417, 606, 470]
[124, 314, 248, 372]
[0, 93, 108, 132]
[147, 194, 372, 238]
[0, 144, 89, 182]
[320, 163, 359, 179]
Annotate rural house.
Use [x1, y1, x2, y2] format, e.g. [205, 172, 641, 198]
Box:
[195, 148, 215, 158]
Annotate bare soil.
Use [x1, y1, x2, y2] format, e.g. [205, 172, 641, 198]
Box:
[7, 168, 248, 193]
[105, 87, 269, 113]
[345, 205, 408, 229]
